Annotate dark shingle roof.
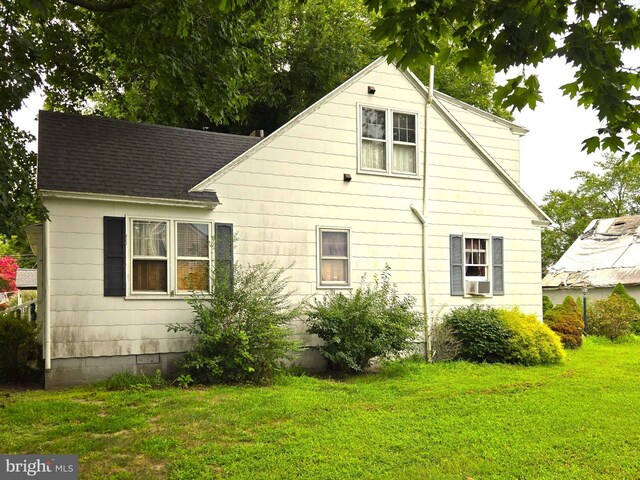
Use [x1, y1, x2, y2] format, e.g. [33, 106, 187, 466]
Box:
[38, 111, 261, 203]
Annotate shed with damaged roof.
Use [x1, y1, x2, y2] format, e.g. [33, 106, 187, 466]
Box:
[543, 215, 640, 304]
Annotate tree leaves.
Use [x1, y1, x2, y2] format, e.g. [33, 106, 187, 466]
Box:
[366, 0, 640, 158]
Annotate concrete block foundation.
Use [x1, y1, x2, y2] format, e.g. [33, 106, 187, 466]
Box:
[45, 352, 184, 389]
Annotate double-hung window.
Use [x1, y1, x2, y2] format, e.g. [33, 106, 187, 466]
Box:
[127, 219, 212, 296]
[360, 106, 418, 176]
[104, 217, 227, 298]
[176, 222, 210, 292]
[132, 220, 168, 293]
[318, 228, 350, 287]
[464, 238, 488, 279]
[450, 234, 504, 297]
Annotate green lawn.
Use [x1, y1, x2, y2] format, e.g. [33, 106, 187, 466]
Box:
[2, 337, 640, 479]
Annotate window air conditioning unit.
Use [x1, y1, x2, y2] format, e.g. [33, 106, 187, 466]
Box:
[466, 280, 491, 296]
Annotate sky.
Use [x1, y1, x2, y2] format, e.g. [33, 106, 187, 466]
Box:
[11, 55, 636, 205]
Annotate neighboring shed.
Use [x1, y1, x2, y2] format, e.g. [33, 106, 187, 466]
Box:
[16, 268, 37, 306]
[542, 215, 640, 304]
[16, 268, 37, 290]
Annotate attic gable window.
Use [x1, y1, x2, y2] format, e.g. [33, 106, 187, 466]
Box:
[359, 106, 418, 176]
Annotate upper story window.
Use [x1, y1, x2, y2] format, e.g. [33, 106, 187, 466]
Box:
[359, 106, 418, 176]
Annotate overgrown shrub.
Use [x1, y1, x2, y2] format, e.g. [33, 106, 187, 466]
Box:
[497, 308, 565, 365]
[588, 294, 638, 340]
[168, 262, 303, 385]
[0, 311, 42, 382]
[442, 304, 511, 363]
[544, 296, 584, 349]
[429, 321, 461, 363]
[611, 283, 640, 334]
[306, 268, 423, 373]
[542, 295, 554, 316]
[441, 305, 565, 365]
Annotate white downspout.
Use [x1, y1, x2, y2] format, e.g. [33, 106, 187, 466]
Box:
[424, 66, 435, 361]
[44, 220, 51, 370]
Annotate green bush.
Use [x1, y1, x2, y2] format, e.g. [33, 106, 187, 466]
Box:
[497, 308, 565, 365]
[442, 304, 511, 363]
[306, 268, 423, 373]
[168, 262, 303, 385]
[588, 294, 638, 340]
[542, 296, 554, 316]
[0, 311, 42, 383]
[544, 296, 584, 349]
[611, 283, 640, 334]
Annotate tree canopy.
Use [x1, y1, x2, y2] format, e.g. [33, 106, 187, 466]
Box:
[365, 0, 640, 158]
[2, 0, 512, 241]
[541, 154, 640, 269]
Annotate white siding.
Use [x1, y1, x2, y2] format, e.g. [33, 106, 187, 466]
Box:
[45, 60, 544, 360]
[436, 97, 522, 183]
[426, 103, 543, 318]
[45, 198, 210, 358]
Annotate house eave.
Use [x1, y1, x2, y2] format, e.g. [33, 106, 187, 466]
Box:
[40, 190, 219, 209]
[430, 99, 551, 224]
[190, 57, 390, 192]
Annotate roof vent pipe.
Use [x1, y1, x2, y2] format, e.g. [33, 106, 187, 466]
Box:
[428, 65, 434, 103]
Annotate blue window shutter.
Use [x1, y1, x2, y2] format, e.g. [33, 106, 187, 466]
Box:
[492, 236, 504, 296]
[104, 217, 126, 296]
[215, 223, 234, 294]
[450, 234, 464, 296]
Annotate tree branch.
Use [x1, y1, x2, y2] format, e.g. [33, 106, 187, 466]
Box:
[62, 0, 134, 12]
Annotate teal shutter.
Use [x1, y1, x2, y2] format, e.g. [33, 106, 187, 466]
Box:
[214, 223, 234, 294]
[492, 236, 504, 296]
[450, 234, 464, 296]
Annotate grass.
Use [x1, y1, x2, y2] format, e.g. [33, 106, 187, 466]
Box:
[2, 337, 640, 479]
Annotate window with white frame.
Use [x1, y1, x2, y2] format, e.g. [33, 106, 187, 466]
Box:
[360, 106, 417, 176]
[318, 228, 350, 286]
[132, 220, 168, 293]
[449, 234, 504, 297]
[129, 219, 211, 295]
[176, 222, 210, 292]
[464, 238, 488, 279]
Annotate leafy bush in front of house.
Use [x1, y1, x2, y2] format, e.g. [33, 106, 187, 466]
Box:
[0, 310, 42, 383]
[168, 262, 304, 385]
[442, 304, 511, 363]
[544, 296, 584, 349]
[587, 294, 639, 340]
[542, 295, 554, 316]
[306, 268, 423, 373]
[497, 308, 565, 365]
[611, 283, 640, 334]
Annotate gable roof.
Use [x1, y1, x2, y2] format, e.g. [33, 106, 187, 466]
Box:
[190, 58, 550, 225]
[37, 110, 261, 205]
[543, 215, 640, 289]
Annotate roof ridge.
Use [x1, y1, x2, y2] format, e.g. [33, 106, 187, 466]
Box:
[38, 110, 258, 142]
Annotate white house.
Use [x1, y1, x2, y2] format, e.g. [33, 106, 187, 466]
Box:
[543, 215, 640, 304]
[33, 58, 550, 387]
